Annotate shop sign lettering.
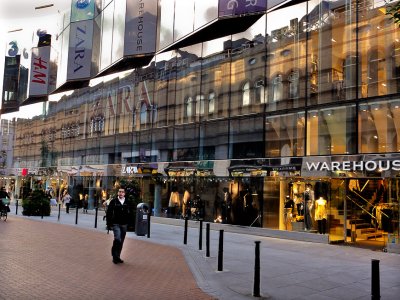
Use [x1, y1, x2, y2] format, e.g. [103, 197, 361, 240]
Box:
[122, 166, 139, 174]
[306, 160, 400, 171]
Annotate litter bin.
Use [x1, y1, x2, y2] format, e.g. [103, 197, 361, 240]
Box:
[136, 203, 149, 236]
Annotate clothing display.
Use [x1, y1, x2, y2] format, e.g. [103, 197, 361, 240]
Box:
[314, 197, 327, 234]
[314, 197, 327, 221]
[182, 190, 191, 217]
[304, 187, 314, 230]
[283, 208, 293, 230]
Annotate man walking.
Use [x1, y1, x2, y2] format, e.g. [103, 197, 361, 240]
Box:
[106, 187, 131, 264]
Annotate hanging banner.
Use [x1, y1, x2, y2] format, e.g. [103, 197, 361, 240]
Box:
[218, 0, 267, 17]
[67, 19, 94, 80]
[71, 0, 96, 22]
[124, 0, 158, 56]
[28, 46, 51, 97]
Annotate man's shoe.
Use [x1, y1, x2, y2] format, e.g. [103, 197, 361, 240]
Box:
[117, 258, 124, 263]
[112, 258, 119, 264]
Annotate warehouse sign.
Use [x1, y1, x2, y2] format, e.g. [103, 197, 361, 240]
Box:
[306, 160, 400, 172]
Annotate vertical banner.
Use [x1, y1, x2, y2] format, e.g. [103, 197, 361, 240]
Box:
[1, 35, 30, 114]
[67, 20, 94, 80]
[1, 54, 21, 113]
[71, 0, 96, 22]
[125, 0, 158, 55]
[28, 46, 51, 97]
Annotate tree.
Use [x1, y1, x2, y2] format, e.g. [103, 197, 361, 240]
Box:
[386, 0, 400, 26]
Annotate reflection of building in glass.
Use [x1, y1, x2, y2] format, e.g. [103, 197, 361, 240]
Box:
[5, 0, 400, 252]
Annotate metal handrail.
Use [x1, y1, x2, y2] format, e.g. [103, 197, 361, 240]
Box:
[350, 189, 390, 219]
[346, 196, 377, 222]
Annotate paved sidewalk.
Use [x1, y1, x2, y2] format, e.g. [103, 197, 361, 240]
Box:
[2, 206, 400, 299]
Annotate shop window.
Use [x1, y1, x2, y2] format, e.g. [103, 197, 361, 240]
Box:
[254, 79, 266, 104]
[208, 92, 215, 114]
[343, 55, 358, 99]
[186, 97, 194, 118]
[391, 43, 400, 92]
[195, 94, 205, 116]
[242, 82, 250, 106]
[140, 103, 147, 125]
[307, 106, 356, 155]
[367, 49, 387, 97]
[272, 75, 283, 102]
[359, 100, 399, 153]
[265, 112, 305, 157]
[89, 115, 104, 137]
[288, 70, 299, 99]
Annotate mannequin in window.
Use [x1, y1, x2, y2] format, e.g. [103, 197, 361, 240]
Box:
[284, 195, 295, 230]
[182, 188, 191, 218]
[243, 189, 253, 225]
[314, 197, 327, 234]
[223, 187, 232, 224]
[304, 184, 315, 231]
[168, 186, 180, 218]
[295, 194, 303, 216]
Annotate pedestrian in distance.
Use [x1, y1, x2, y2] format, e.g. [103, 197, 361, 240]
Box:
[63, 191, 72, 214]
[106, 186, 133, 264]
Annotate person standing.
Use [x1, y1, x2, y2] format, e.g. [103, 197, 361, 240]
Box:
[62, 192, 72, 214]
[106, 187, 132, 264]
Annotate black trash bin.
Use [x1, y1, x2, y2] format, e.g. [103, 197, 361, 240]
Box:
[135, 203, 149, 236]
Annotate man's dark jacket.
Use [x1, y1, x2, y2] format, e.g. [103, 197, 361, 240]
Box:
[106, 198, 133, 227]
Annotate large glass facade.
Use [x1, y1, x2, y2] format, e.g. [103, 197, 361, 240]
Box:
[5, 0, 400, 250]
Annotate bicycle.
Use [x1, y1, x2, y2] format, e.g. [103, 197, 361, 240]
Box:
[0, 198, 10, 221]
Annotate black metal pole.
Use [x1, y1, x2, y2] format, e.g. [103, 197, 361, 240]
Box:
[147, 211, 151, 238]
[253, 241, 261, 297]
[15, 199, 19, 215]
[184, 217, 188, 244]
[41, 203, 44, 219]
[75, 205, 79, 225]
[94, 206, 98, 228]
[199, 220, 203, 250]
[58, 204, 61, 221]
[206, 223, 210, 257]
[217, 229, 224, 271]
[371, 259, 380, 300]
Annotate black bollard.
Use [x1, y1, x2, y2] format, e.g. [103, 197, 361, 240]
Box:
[75, 205, 79, 225]
[58, 204, 61, 221]
[206, 223, 210, 257]
[217, 229, 224, 271]
[41, 203, 44, 219]
[15, 200, 19, 215]
[94, 206, 98, 228]
[371, 259, 380, 300]
[184, 217, 188, 244]
[253, 241, 261, 297]
[199, 220, 203, 250]
[147, 211, 151, 238]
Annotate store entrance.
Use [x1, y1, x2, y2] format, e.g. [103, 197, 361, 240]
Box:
[345, 178, 399, 250]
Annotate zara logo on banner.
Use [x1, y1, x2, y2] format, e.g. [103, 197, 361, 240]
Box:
[74, 25, 86, 73]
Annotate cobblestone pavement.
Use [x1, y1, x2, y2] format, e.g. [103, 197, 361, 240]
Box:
[0, 216, 213, 300]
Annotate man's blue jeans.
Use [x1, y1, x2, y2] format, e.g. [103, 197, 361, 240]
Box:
[112, 224, 127, 259]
